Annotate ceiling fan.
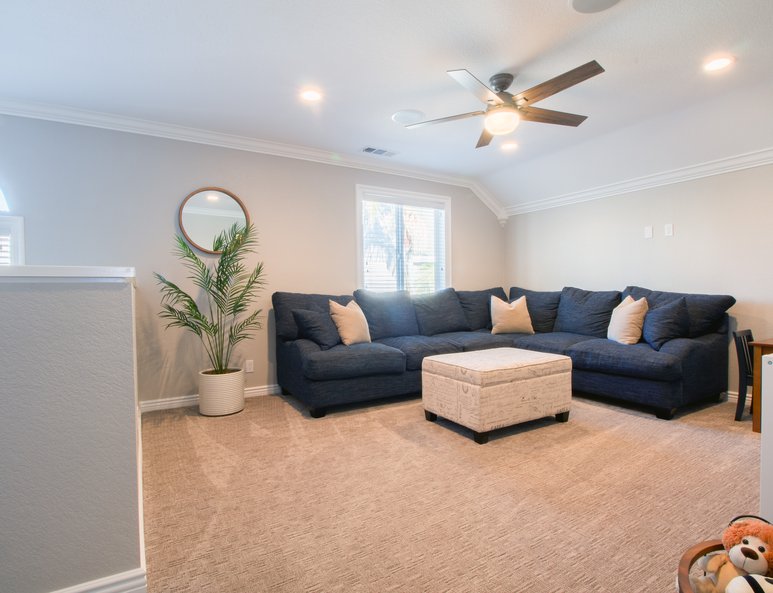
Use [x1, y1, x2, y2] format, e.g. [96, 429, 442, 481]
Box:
[406, 60, 605, 148]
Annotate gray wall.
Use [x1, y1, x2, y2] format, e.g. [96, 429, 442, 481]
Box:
[0, 278, 142, 593]
[504, 163, 773, 392]
[0, 115, 506, 403]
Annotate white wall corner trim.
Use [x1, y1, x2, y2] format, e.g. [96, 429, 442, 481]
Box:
[505, 146, 773, 216]
[0, 99, 506, 222]
[48, 568, 146, 593]
[140, 384, 280, 413]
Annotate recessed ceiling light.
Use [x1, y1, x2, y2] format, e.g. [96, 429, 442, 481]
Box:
[300, 89, 323, 102]
[501, 141, 519, 152]
[570, 0, 621, 14]
[391, 109, 424, 125]
[703, 55, 735, 73]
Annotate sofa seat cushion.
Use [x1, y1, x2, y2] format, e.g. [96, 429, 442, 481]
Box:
[511, 332, 595, 355]
[435, 330, 516, 351]
[377, 335, 462, 370]
[565, 339, 682, 381]
[413, 288, 470, 335]
[456, 287, 508, 330]
[302, 342, 406, 381]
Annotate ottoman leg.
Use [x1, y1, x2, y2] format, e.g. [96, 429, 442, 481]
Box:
[424, 410, 438, 422]
[472, 431, 489, 445]
[555, 411, 570, 423]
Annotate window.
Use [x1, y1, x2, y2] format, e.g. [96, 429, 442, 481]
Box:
[356, 185, 450, 295]
[0, 216, 25, 265]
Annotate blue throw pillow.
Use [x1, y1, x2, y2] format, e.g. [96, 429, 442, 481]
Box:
[642, 297, 690, 350]
[292, 309, 341, 350]
[509, 287, 562, 333]
[455, 287, 507, 330]
[413, 288, 471, 336]
[553, 287, 621, 338]
[353, 289, 420, 339]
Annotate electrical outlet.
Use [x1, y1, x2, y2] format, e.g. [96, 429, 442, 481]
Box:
[245, 359, 254, 373]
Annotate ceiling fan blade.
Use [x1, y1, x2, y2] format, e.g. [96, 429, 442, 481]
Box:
[447, 69, 504, 105]
[476, 129, 493, 148]
[405, 110, 485, 129]
[513, 60, 604, 106]
[518, 105, 588, 126]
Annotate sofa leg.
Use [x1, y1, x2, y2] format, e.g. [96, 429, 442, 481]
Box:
[555, 411, 570, 423]
[308, 407, 326, 418]
[655, 407, 676, 420]
[281, 387, 291, 396]
[424, 410, 437, 422]
[472, 431, 489, 445]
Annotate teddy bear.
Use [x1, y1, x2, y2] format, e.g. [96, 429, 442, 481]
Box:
[691, 516, 773, 593]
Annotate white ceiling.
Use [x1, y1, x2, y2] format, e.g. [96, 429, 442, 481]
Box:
[2, 0, 772, 219]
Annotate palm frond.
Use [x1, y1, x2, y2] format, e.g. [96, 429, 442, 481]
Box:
[154, 222, 265, 373]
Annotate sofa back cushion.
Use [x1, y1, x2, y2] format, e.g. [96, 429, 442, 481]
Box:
[553, 287, 622, 338]
[413, 288, 471, 335]
[456, 287, 507, 330]
[623, 286, 736, 337]
[272, 292, 353, 341]
[353, 289, 420, 339]
[509, 287, 562, 333]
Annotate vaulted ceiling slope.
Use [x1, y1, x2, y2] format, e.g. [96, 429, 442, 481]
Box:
[1, 0, 772, 219]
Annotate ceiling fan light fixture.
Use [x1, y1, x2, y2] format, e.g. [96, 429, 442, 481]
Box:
[484, 107, 520, 135]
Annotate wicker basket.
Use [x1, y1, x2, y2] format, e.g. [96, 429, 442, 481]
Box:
[677, 539, 723, 593]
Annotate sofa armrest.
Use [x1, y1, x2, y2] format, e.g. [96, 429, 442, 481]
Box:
[659, 332, 729, 398]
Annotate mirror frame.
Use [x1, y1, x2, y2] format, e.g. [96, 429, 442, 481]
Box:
[178, 187, 250, 254]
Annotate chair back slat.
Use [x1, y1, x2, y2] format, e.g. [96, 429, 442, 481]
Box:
[733, 329, 754, 380]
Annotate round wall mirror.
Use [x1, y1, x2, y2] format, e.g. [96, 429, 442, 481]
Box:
[178, 187, 250, 254]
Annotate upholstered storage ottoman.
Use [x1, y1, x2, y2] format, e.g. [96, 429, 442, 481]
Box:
[422, 347, 572, 443]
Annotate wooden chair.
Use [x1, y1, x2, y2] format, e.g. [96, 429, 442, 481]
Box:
[733, 330, 754, 421]
[677, 539, 723, 593]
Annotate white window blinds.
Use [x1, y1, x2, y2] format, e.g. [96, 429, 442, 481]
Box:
[357, 186, 449, 295]
[0, 216, 25, 265]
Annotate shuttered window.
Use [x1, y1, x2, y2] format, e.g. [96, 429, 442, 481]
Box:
[356, 185, 449, 295]
[0, 216, 24, 265]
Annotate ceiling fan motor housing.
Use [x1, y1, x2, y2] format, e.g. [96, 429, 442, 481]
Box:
[489, 73, 514, 93]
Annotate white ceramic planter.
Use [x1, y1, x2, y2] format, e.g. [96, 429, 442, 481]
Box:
[198, 368, 245, 416]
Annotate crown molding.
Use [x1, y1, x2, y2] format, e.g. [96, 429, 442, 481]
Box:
[0, 99, 507, 222]
[505, 146, 773, 216]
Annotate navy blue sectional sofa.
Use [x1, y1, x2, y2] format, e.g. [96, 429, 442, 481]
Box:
[272, 286, 735, 419]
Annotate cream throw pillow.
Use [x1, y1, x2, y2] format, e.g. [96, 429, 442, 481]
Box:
[329, 300, 371, 345]
[607, 295, 649, 345]
[491, 295, 535, 335]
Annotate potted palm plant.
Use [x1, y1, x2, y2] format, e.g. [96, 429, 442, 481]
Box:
[155, 223, 265, 416]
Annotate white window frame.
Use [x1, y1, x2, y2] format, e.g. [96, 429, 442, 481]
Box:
[0, 216, 25, 265]
[355, 184, 451, 293]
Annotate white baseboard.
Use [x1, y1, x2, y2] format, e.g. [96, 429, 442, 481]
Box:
[139, 384, 280, 414]
[49, 568, 146, 593]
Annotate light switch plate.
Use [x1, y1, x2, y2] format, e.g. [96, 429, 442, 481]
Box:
[644, 225, 653, 239]
[664, 223, 673, 237]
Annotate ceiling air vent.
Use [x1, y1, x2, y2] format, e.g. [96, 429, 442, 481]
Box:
[361, 146, 397, 158]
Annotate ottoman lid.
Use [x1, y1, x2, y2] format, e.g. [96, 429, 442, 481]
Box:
[422, 347, 571, 387]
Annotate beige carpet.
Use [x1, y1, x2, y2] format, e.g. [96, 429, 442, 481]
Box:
[141, 395, 759, 593]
